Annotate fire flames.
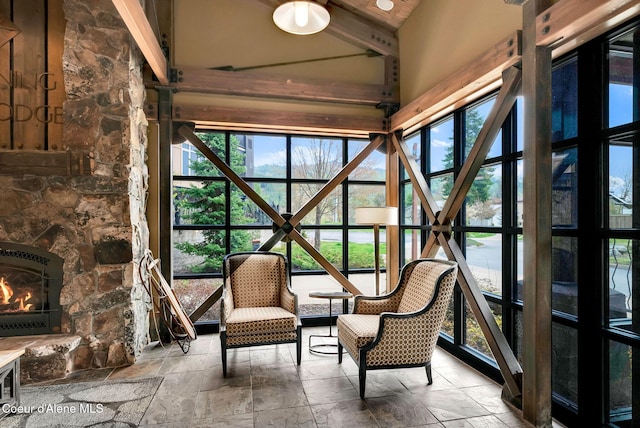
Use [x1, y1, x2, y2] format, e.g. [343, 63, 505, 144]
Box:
[0, 277, 33, 312]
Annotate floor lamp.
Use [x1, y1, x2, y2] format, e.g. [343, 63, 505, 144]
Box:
[355, 206, 398, 295]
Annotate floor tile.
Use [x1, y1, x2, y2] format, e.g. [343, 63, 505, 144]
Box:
[302, 376, 360, 405]
[441, 414, 510, 427]
[415, 388, 492, 422]
[348, 371, 410, 398]
[189, 413, 254, 427]
[193, 385, 253, 418]
[252, 365, 308, 411]
[38, 328, 546, 427]
[108, 358, 163, 380]
[366, 392, 440, 427]
[155, 370, 204, 396]
[139, 392, 197, 425]
[158, 353, 211, 374]
[254, 405, 317, 427]
[461, 384, 514, 414]
[436, 364, 495, 389]
[310, 399, 379, 428]
[297, 358, 347, 381]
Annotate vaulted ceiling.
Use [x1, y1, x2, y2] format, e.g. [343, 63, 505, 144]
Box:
[116, 0, 525, 136]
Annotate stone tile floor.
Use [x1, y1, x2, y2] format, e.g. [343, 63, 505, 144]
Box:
[40, 327, 565, 427]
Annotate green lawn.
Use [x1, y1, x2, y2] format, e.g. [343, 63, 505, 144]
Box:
[291, 241, 383, 270]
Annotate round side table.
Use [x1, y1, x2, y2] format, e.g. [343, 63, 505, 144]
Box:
[308, 291, 352, 355]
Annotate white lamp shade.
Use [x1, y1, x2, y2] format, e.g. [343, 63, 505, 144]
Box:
[355, 207, 398, 226]
[376, 0, 394, 11]
[273, 1, 330, 35]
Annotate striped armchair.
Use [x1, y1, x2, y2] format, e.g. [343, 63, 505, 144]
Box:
[337, 258, 458, 398]
[221, 251, 301, 376]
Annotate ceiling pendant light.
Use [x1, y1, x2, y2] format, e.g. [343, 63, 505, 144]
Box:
[376, 0, 394, 11]
[273, 1, 330, 35]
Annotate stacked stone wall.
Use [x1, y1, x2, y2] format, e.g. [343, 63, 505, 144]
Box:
[0, 0, 150, 373]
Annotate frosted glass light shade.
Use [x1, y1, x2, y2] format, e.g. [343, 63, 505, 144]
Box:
[273, 1, 330, 35]
[376, 0, 394, 11]
[355, 207, 398, 225]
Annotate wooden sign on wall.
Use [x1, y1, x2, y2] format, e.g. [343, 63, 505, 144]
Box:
[0, 0, 65, 151]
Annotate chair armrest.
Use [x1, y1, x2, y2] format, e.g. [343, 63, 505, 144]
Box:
[353, 293, 401, 315]
[362, 311, 437, 362]
[280, 286, 298, 315]
[220, 280, 234, 326]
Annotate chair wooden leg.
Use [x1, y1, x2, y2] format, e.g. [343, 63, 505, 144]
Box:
[338, 342, 343, 363]
[359, 364, 366, 399]
[359, 352, 367, 399]
[221, 331, 227, 377]
[296, 326, 302, 365]
[425, 361, 432, 385]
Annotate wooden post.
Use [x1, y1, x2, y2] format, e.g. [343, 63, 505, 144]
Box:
[522, 0, 553, 426]
[385, 136, 400, 291]
[157, 86, 173, 343]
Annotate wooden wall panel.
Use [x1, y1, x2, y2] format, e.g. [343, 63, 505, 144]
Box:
[0, 0, 65, 153]
[0, 1, 11, 148]
[12, 0, 46, 150]
[47, 0, 65, 151]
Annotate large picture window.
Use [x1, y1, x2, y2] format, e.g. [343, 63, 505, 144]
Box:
[171, 133, 387, 320]
[397, 19, 640, 426]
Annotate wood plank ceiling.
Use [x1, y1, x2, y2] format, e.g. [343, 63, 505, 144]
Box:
[330, 0, 423, 31]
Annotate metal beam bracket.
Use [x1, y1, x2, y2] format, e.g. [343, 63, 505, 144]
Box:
[169, 68, 180, 83]
[271, 213, 300, 242]
[431, 214, 452, 240]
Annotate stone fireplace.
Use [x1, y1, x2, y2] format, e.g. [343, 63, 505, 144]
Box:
[0, 242, 64, 336]
[0, 0, 152, 383]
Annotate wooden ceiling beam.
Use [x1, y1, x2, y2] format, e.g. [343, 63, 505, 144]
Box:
[390, 30, 521, 134]
[147, 103, 384, 137]
[111, 0, 169, 84]
[326, 4, 398, 56]
[156, 66, 397, 106]
[255, 0, 398, 57]
[536, 0, 640, 56]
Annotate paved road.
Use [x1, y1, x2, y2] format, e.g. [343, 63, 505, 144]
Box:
[288, 231, 631, 313]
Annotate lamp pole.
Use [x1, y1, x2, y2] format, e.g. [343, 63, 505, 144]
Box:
[355, 206, 397, 296]
[374, 223, 380, 295]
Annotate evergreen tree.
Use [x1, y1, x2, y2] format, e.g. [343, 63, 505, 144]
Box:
[174, 133, 252, 272]
[442, 109, 496, 207]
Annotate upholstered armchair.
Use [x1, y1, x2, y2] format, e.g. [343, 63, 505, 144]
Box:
[221, 251, 301, 376]
[337, 258, 458, 398]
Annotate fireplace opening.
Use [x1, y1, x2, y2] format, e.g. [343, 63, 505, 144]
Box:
[1, 269, 44, 313]
[0, 243, 63, 336]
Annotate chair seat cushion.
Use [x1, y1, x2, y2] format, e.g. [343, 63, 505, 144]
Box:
[337, 314, 380, 361]
[226, 307, 297, 336]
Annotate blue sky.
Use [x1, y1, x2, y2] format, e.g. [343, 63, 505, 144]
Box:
[609, 83, 634, 197]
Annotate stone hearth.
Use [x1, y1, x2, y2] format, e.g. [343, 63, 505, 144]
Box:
[0, 335, 81, 384]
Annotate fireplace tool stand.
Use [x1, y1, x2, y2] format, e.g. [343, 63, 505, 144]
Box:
[140, 250, 196, 353]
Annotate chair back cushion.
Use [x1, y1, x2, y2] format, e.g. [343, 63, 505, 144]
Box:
[226, 253, 285, 308]
[397, 260, 453, 313]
